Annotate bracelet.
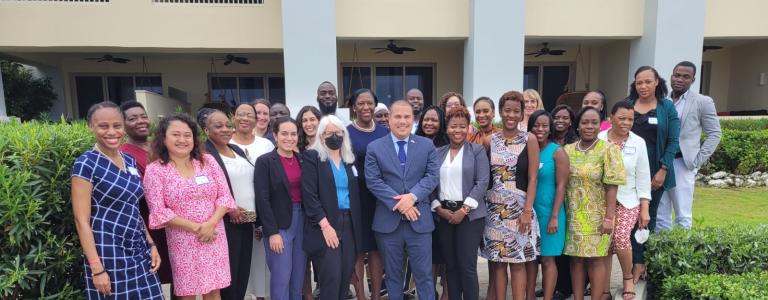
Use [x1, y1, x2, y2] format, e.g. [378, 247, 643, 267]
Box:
[147, 242, 156, 248]
[92, 269, 107, 277]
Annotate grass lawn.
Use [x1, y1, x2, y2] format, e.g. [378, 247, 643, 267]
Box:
[693, 186, 768, 226]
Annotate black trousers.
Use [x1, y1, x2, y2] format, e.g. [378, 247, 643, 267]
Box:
[313, 211, 357, 300]
[437, 216, 485, 300]
[220, 218, 254, 300]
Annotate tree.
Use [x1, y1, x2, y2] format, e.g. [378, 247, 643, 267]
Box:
[1, 61, 57, 120]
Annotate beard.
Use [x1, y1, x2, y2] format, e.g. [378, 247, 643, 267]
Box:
[319, 101, 337, 115]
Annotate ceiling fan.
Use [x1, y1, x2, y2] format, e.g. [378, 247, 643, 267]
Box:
[84, 54, 131, 64]
[525, 43, 566, 57]
[703, 45, 723, 52]
[371, 40, 416, 55]
[217, 54, 250, 65]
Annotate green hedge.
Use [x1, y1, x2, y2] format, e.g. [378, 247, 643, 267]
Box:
[660, 272, 768, 300]
[0, 119, 93, 299]
[719, 118, 768, 131]
[645, 224, 768, 299]
[701, 129, 768, 174]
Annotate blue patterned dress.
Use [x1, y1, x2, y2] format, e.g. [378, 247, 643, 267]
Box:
[72, 150, 163, 299]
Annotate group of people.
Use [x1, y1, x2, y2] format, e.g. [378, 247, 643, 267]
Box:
[72, 61, 721, 300]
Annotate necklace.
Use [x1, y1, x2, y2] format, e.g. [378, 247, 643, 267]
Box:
[576, 138, 599, 152]
[607, 129, 628, 150]
[353, 119, 375, 132]
[94, 144, 125, 170]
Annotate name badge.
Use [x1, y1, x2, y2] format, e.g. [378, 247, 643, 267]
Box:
[624, 146, 636, 154]
[539, 162, 544, 170]
[648, 117, 658, 125]
[127, 167, 139, 176]
[195, 175, 210, 185]
[351, 166, 358, 177]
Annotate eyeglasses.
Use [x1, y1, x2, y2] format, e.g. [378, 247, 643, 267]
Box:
[322, 131, 344, 138]
[235, 112, 256, 119]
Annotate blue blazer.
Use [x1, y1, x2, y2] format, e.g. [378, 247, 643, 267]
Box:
[364, 134, 440, 234]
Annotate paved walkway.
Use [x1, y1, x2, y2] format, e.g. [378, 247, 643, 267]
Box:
[164, 256, 641, 299]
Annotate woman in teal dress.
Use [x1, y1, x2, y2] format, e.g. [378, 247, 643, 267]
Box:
[526, 110, 570, 300]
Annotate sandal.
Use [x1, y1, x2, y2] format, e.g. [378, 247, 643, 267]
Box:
[622, 276, 636, 300]
[632, 264, 648, 284]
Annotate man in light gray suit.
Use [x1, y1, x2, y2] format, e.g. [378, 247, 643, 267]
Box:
[365, 100, 440, 300]
[657, 61, 722, 230]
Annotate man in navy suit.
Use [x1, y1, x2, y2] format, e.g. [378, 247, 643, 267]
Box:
[365, 100, 440, 300]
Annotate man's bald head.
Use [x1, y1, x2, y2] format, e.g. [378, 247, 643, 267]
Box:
[317, 81, 338, 115]
[405, 88, 425, 117]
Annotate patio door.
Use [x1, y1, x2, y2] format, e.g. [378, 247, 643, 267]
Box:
[524, 63, 573, 111]
[340, 64, 434, 107]
[73, 74, 163, 118]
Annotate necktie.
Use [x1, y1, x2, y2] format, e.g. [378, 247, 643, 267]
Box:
[397, 140, 407, 174]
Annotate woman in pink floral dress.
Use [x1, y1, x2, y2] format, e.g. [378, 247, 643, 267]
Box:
[144, 113, 237, 299]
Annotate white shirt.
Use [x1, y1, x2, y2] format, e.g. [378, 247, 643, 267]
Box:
[430, 145, 479, 211]
[221, 154, 256, 211]
[673, 89, 690, 120]
[598, 130, 652, 209]
[230, 136, 274, 165]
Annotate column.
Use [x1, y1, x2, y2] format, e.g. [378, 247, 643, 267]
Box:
[281, 0, 338, 116]
[0, 65, 7, 118]
[463, 0, 526, 102]
[628, 0, 706, 91]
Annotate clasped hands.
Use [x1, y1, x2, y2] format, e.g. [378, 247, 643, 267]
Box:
[436, 206, 468, 224]
[392, 193, 420, 221]
[193, 221, 217, 243]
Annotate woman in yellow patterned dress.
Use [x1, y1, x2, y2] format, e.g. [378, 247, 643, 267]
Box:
[564, 106, 625, 300]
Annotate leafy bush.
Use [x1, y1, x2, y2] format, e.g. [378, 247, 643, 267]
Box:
[645, 224, 768, 299]
[701, 129, 768, 174]
[719, 118, 768, 131]
[0, 119, 93, 299]
[0, 61, 58, 121]
[660, 272, 768, 300]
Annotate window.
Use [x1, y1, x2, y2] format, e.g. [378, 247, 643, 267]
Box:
[208, 74, 284, 107]
[523, 63, 574, 111]
[700, 61, 712, 95]
[73, 74, 163, 118]
[340, 64, 434, 107]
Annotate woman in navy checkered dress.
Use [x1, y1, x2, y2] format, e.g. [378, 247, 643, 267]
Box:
[71, 102, 163, 299]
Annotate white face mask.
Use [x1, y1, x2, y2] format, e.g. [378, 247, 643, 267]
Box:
[634, 228, 650, 244]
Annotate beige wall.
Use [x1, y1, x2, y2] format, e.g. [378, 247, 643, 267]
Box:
[526, 0, 643, 38]
[0, 0, 282, 50]
[135, 90, 190, 122]
[336, 40, 464, 104]
[595, 41, 631, 106]
[705, 0, 768, 38]
[726, 40, 768, 111]
[335, 0, 469, 38]
[702, 47, 731, 112]
[53, 54, 284, 117]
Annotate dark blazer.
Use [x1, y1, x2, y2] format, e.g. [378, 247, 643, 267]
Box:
[364, 134, 440, 234]
[432, 142, 490, 221]
[628, 97, 680, 190]
[301, 150, 363, 256]
[254, 149, 302, 237]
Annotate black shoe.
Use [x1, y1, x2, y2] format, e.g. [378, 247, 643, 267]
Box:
[378, 288, 388, 298]
[535, 288, 545, 298]
[403, 288, 417, 300]
[552, 290, 570, 300]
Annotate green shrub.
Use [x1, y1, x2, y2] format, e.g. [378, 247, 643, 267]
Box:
[0, 119, 93, 299]
[661, 272, 768, 300]
[701, 129, 768, 174]
[645, 224, 768, 299]
[719, 118, 768, 131]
